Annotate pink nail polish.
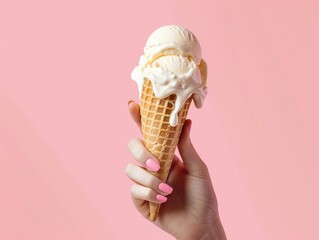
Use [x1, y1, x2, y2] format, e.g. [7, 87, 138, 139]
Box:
[158, 183, 173, 194]
[156, 194, 167, 203]
[146, 159, 160, 172]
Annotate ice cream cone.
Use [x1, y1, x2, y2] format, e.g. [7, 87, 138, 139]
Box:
[140, 78, 192, 221]
[132, 25, 207, 222]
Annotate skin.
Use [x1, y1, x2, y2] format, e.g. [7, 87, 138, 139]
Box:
[125, 101, 227, 240]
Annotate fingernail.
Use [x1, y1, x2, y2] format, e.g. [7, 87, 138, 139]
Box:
[158, 183, 173, 194]
[128, 100, 134, 105]
[146, 159, 160, 172]
[156, 194, 167, 203]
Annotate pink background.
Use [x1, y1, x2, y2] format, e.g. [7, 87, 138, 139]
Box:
[1, 0, 318, 239]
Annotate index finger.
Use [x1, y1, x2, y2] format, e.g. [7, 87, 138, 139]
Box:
[128, 100, 141, 130]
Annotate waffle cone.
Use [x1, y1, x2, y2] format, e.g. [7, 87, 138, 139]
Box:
[140, 78, 192, 221]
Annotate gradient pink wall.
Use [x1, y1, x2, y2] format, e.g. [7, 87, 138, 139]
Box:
[1, 0, 318, 239]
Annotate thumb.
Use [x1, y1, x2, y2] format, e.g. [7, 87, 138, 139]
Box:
[178, 119, 208, 175]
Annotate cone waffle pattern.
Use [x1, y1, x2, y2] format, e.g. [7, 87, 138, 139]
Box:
[140, 78, 192, 221]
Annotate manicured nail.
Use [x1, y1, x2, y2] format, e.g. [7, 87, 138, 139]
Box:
[146, 159, 160, 172]
[156, 194, 167, 203]
[128, 100, 134, 105]
[158, 183, 173, 194]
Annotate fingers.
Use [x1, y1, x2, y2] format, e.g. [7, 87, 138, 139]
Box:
[128, 100, 141, 129]
[125, 163, 173, 208]
[127, 138, 160, 172]
[178, 119, 208, 174]
[130, 184, 168, 204]
[126, 138, 173, 204]
[125, 163, 173, 196]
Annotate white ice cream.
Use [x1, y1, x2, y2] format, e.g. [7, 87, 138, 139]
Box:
[131, 25, 207, 127]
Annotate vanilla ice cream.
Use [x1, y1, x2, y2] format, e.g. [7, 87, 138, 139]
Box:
[131, 25, 207, 127]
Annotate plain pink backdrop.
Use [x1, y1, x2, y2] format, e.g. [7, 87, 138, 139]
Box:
[1, 0, 318, 239]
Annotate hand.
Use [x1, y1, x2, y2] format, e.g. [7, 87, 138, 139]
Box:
[125, 101, 227, 240]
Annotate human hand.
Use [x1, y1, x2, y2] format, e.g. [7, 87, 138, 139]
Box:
[125, 101, 227, 240]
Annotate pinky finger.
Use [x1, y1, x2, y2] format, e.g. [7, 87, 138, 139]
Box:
[130, 184, 168, 204]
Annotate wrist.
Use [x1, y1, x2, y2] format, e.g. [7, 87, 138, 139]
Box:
[176, 219, 226, 240]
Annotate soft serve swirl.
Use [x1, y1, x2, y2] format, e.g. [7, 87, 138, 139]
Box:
[131, 25, 207, 127]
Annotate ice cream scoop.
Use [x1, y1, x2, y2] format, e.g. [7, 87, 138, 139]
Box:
[131, 25, 207, 127]
[144, 24, 202, 64]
